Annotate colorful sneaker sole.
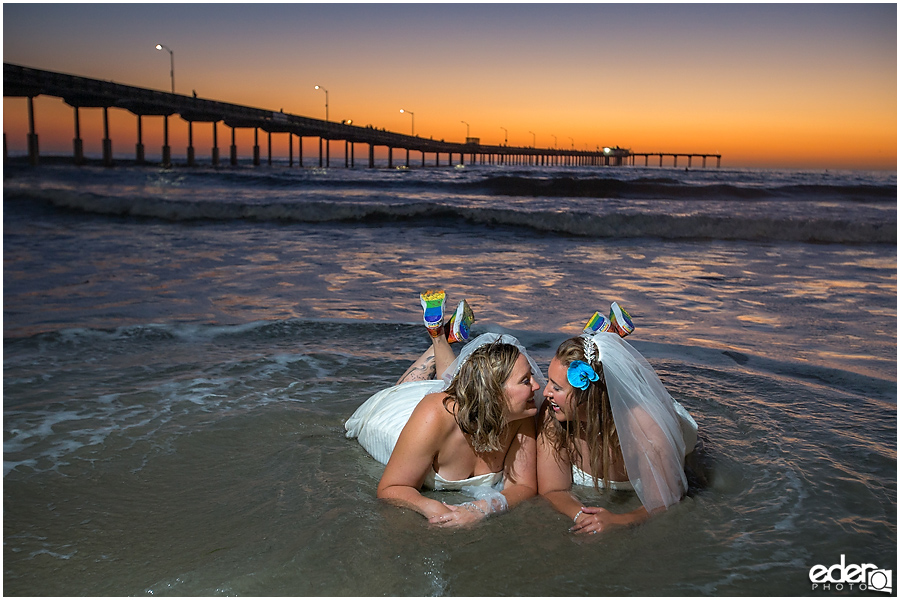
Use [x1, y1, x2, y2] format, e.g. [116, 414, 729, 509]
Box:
[420, 289, 446, 334]
[583, 311, 611, 334]
[609, 302, 635, 337]
[447, 300, 475, 343]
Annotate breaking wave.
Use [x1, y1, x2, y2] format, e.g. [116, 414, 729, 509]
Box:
[8, 187, 895, 244]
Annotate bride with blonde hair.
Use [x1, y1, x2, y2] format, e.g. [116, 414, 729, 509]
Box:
[346, 290, 546, 527]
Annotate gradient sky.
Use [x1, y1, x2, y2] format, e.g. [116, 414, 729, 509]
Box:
[3, 3, 897, 170]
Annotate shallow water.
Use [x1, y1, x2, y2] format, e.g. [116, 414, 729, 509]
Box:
[4, 321, 895, 595]
[3, 163, 896, 595]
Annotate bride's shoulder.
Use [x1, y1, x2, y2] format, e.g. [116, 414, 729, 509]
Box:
[409, 391, 457, 430]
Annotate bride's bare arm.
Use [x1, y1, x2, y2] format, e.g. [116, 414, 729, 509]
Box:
[499, 416, 538, 509]
[536, 423, 583, 519]
[376, 394, 454, 518]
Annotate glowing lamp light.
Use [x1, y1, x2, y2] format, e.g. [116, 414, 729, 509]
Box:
[154, 44, 174, 94]
[400, 109, 415, 135]
[314, 85, 329, 121]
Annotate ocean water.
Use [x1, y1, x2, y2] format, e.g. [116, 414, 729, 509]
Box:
[3, 160, 896, 596]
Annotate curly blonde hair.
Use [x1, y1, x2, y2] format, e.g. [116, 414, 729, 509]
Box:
[542, 336, 620, 490]
[443, 342, 520, 453]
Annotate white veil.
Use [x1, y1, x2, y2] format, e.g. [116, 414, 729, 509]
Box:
[585, 332, 687, 512]
[441, 333, 547, 403]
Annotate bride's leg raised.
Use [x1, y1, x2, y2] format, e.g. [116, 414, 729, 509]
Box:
[395, 289, 461, 384]
[396, 289, 448, 384]
[430, 333, 456, 379]
[396, 346, 437, 384]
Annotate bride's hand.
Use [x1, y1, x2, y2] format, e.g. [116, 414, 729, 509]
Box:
[428, 502, 486, 528]
[569, 506, 621, 535]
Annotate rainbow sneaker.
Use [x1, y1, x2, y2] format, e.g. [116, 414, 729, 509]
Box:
[609, 302, 635, 337]
[420, 289, 446, 338]
[582, 311, 611, 334]
[446, 300, 475, 343]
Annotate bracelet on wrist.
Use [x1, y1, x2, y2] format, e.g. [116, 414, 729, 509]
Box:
[462, 501, 488, 517]
[573, 509, 584, 523]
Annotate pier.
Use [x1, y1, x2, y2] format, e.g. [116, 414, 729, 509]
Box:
[630, 152, 721, 168]
[4, 63, 720, 169]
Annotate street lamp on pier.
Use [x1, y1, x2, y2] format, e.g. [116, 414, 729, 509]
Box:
[400, 109, 415, 135]
[551, 134, 557, 148]
[528, 131, 536, 147]
[500, 127, 508, 145]
[155, 44, 174, 93]
[461, 121, 470, 139]
[314, 85, 329, 121]
[569, 137, 574, 149]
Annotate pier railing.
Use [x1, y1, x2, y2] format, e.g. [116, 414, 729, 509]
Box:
[4, 63, 720, 168]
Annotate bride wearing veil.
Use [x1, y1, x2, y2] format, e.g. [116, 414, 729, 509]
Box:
[537, 311, 698, 534]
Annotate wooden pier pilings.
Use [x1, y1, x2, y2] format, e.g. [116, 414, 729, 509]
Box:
[4, 63, 720, 169]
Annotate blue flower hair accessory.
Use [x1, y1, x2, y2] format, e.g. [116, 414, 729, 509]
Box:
[567, 360, 599, 390]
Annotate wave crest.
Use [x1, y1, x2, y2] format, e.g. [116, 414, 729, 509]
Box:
[473, 175, 897, 202]
[12, 188, 895, 244]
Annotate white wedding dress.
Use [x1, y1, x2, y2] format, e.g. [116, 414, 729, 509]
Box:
[345, 333, 546, 491]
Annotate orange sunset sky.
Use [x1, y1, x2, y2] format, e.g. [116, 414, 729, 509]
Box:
[3, 3, 897, 170]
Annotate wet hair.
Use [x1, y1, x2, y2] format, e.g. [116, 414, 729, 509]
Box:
[543, 336, 620, 490]
[443, 342, 521, 453]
